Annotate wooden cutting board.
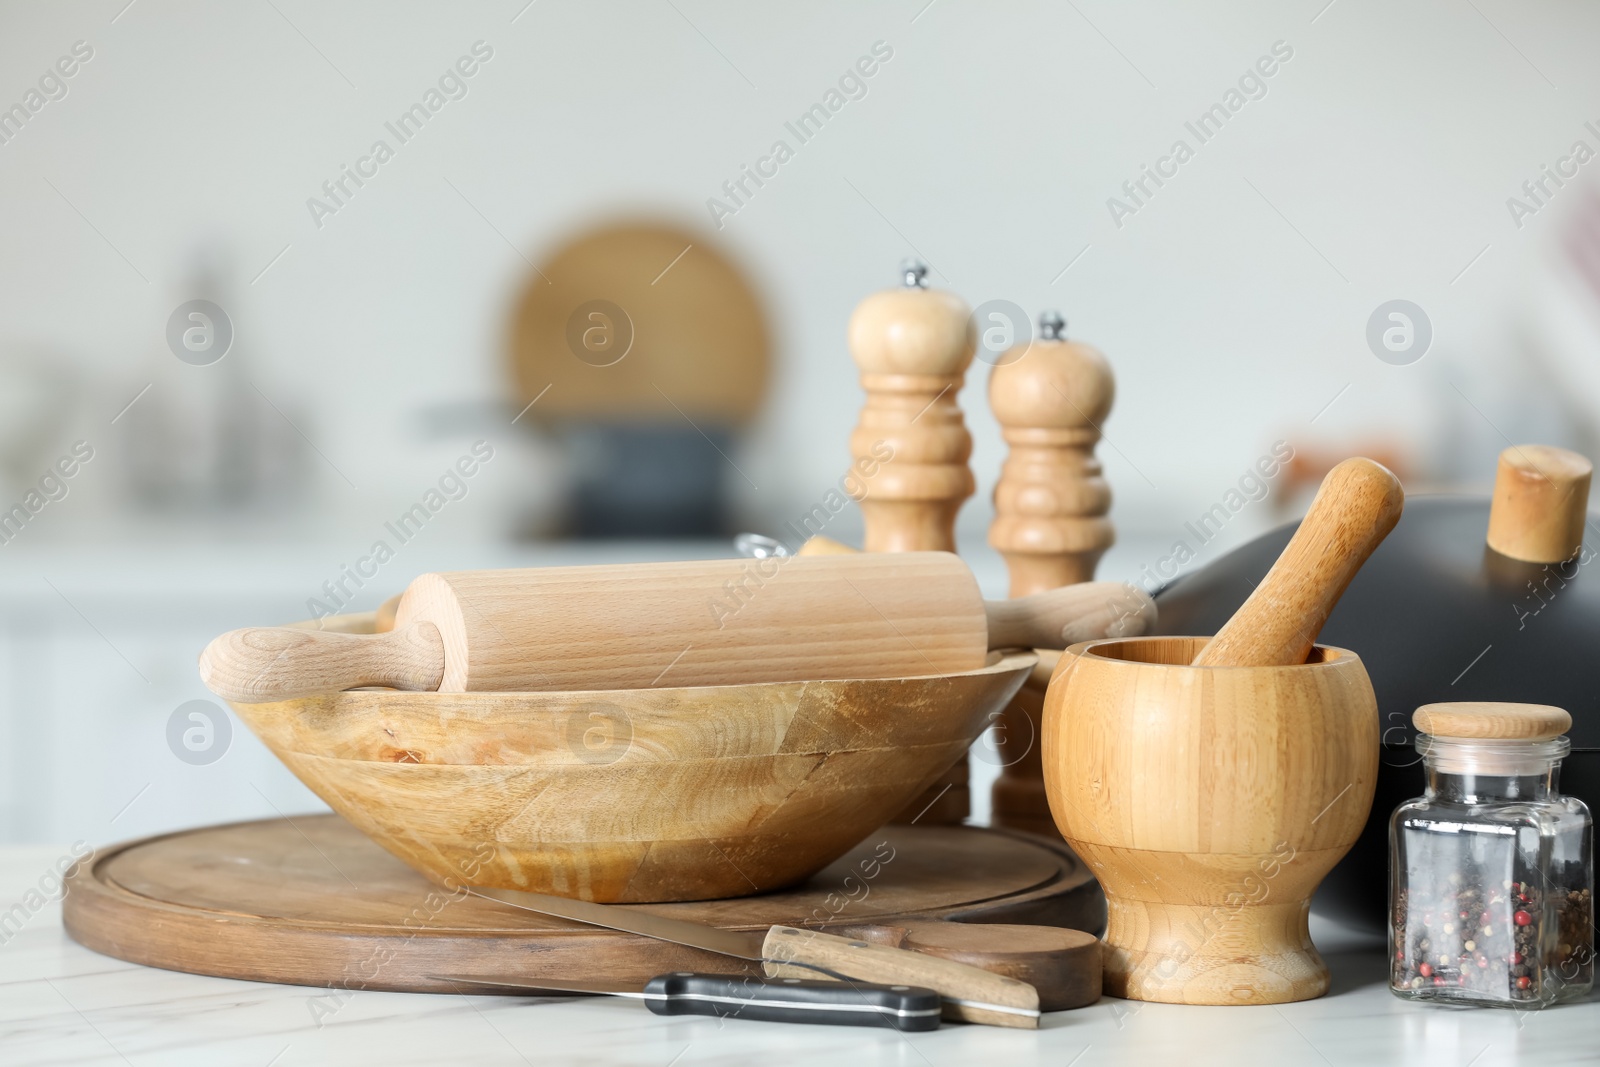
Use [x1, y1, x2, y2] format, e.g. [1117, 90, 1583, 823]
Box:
[507, 221, 770, 424]
[64, 816, 1102, 1001]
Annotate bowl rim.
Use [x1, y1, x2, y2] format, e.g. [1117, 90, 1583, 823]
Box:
[1063, 634, 1359, 670]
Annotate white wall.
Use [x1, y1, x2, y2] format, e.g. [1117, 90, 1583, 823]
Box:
[3, 2, 1600, 841]
[4, 1, 1599, 550]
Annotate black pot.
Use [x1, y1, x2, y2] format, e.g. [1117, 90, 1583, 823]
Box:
[1152, 495, 1600, 933]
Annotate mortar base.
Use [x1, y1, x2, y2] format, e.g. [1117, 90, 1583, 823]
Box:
[1102, 897, 1329, 1005]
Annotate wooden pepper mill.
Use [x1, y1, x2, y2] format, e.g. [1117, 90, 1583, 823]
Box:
[988, 311, 1115, 838]
[847, 260, 976, 552]
[849, 260, 976, 824]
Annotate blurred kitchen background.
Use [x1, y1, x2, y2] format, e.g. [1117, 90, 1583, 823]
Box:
[2, 0, 1600, 847]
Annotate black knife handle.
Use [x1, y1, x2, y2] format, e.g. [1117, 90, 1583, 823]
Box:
[642, 972, 941, 1031]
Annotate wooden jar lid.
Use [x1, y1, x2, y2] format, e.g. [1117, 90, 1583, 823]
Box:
[1486, 445, 1592, 563]
[1413, 702, 1572, 740]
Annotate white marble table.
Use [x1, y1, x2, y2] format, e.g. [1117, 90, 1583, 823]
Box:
[5, 847, 1598, 1066]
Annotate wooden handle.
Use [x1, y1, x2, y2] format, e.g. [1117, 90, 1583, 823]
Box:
[1486, 444, 1592, 563]
[199, 622, 446, 703]
[760, 925, 1039, 1029]
[984, 581, 1156, 650]
[1191, 457, 1403, 667]
[787, 541, 1152, 650]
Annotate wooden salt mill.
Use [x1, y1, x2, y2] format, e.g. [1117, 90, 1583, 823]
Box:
[988, 312, 1115, 838]
[850, 260, 976, 824]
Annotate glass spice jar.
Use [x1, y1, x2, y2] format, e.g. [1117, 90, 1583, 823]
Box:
[1390, 702, 1593, 1007]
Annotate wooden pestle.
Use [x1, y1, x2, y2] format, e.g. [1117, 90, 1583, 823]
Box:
[1190, 457, 1404, 667]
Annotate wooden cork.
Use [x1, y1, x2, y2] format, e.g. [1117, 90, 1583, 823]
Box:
[987, 311, 1115, 595]
[1413, 702, 1572, 741]
[1486, 445, 1592, 564]
[846, 261, 975, 553]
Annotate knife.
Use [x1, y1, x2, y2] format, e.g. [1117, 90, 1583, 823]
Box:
[464, 885, 1040, 1028]
[432, 971, 943, 1031]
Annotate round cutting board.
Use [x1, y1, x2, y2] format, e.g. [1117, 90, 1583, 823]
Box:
[64, 815, 1100, 997]
[507, 221, 771, 424]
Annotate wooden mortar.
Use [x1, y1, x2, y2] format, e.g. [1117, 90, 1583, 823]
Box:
[1043, 636, 1377, 1003]
[1044, 458, 1400, 1004]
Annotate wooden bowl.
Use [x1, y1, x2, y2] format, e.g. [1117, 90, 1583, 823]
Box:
[229, 618, 1034, 904]
[1042, 636, 1377, 1005]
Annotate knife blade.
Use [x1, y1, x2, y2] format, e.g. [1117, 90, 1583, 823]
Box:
[465, 885, 1040, 1029]
[432, 971, 943, 1031]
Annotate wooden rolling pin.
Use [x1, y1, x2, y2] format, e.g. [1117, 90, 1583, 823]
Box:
[1191, 457, 1404, 667]
[201, 552, 1156, 702]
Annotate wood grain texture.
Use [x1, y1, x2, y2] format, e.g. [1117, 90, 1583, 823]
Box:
[1413, 701, 1571, 740]
[847, 277, 975, 554]
[886, 755, 968, 826]
[229, 642, 1036, 903]
[63, 816, 1104, 1008]
[1043, 635, 1378, 1005]
[893, 921, 1100, 1012]
[762, 925, 1039, 1028]
[985, 622, 1065, 839]
[402, 553, 989, 694]
[204, 553, 989, 701]
[987, 332, 1115, 840]
[985, 582, 1155, 649]
[788, 531, 966, 824]
[1191, 457, 1403, 667]
[842, 271, 976, 823]
[987, 334, 1115, 592]
[1486, 444, 1592, 563]
[203, 555, 1150, 703]
[199, 623, 445, 704]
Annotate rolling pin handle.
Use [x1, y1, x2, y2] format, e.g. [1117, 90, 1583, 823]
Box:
[198, 622, 447, 703]
[984, 581, 1157, 650]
